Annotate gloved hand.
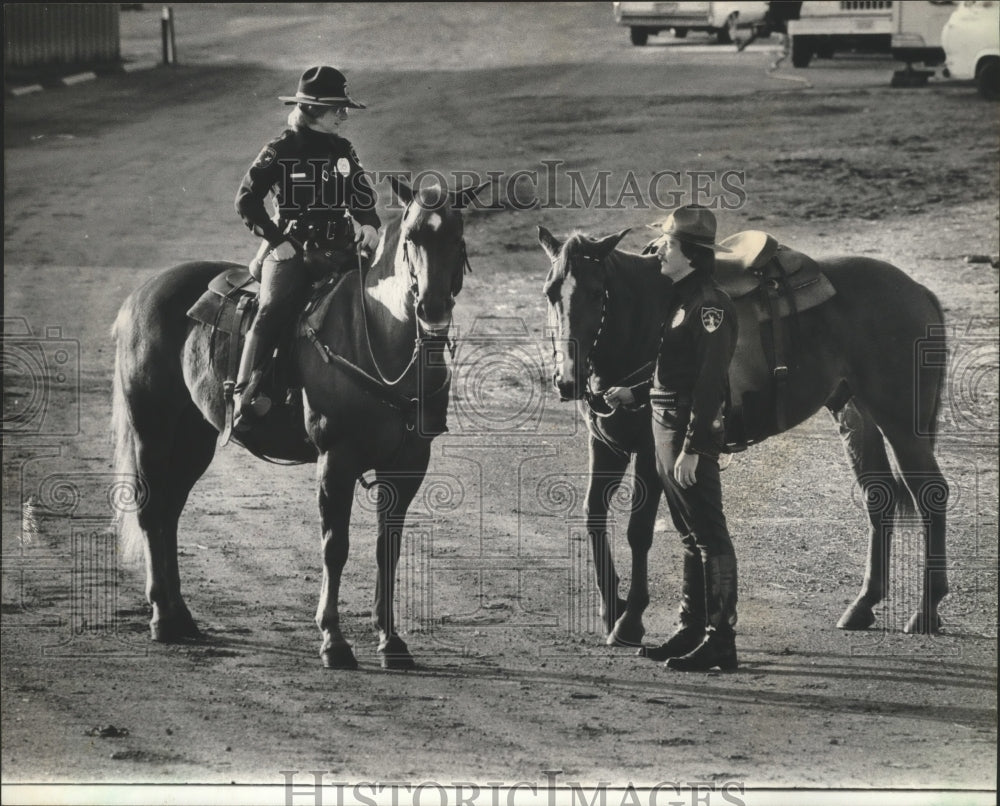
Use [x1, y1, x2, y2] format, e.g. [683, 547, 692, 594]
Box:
[355, 223, 380, 253]
[603, 386, 636, 410]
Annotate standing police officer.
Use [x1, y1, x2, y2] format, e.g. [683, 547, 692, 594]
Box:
[234, 65, 381, 427]
[605, 205, 740, 671]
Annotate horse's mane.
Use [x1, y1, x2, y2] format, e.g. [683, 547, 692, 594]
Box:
[559, 232, 661, 284]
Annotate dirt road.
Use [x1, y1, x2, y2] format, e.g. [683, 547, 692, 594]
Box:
[3, 3, 997, 800]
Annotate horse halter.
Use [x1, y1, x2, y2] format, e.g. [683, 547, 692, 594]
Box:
[549, 251, 608, 393]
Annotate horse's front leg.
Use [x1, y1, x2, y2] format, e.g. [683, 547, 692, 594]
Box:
[372, 455, 428, 670]
[609, 443, 662, 647]
[315, 451, 359, 669]
[584, 437, 630, 640]
[831, 402, 894, 631]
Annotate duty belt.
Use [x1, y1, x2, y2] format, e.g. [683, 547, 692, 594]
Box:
[649, 390, 692, 410]
[286, 216, 353, 248]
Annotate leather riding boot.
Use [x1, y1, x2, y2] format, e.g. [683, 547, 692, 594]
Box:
[666, 554, 738, 671]
[641, 539, 705, 661]
[233, 328, 273, 429]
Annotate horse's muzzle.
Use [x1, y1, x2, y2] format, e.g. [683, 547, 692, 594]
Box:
[416, 295, 455, 332]
[554, 374, 584, 402]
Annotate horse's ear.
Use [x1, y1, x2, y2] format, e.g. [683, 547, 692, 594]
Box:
[538, 225, 562, 261]
[386, 175, 414, 205]
[454, 181, 491, 209]
[594, 228, 631, 258]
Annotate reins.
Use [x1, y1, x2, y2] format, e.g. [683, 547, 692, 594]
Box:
[305, 217, 467, 428]
[360, 241, 425, 387]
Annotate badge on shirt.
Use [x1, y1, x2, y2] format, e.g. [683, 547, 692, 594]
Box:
[671, 307, 686, 328]
[336, 157, 351, 176]
[253, 145, 277, 169]
[701, 306, 724, 332]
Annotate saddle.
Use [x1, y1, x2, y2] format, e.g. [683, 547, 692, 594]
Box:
[714, 230, 835, 320]
[186, 266, 347, 444]
[716, 230, 836, 448]
[646, 230, 837, 449]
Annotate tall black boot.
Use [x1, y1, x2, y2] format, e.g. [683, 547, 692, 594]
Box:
[233, 328, 273, 430]
[640, 537, 705, 661]
[666, 554, 738, 672]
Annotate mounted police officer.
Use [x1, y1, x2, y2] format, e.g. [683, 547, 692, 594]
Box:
[605, 205, 740, 671]
[234, 65, 381, 428]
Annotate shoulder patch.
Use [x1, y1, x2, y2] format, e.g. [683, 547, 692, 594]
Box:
[253, 145, 277, 169]
[348, 144, 363, 168]
[700, 306, 724, 333]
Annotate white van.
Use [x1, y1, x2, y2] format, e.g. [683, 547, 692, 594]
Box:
[941, 1, 1000, 98]
[787, 0, 957, 68]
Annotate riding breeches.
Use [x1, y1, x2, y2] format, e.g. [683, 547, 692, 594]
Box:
[652, 416, 735, 559]
[249, 249, 312, 352]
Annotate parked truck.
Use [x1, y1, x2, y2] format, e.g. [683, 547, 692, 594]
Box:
[787, 0, 958, 69]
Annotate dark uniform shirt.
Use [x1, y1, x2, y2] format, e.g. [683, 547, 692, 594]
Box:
[235, 126, 381, 247]
[636, 274, 738, 457]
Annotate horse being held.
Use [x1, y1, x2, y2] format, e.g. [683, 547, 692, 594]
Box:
[112, 177, 487, 669]
[538, 224, 950, 649]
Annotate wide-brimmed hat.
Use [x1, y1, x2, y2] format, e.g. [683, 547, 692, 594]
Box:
[653, 204, 731, 252]
[279, 66, 366, 108]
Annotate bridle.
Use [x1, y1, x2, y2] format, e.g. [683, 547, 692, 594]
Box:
[550, 251, 653, 419]
[401, 236, 471, 313]
[359, 214, 469, 388]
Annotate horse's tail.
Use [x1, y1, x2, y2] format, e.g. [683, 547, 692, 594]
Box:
[921, 286, 948, 452]
[891, 284, 947, 518]
[110, 299, 146, 568]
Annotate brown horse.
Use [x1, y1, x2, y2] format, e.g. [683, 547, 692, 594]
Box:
[538, 225, 950, 646]
[111, 177, 487, 669]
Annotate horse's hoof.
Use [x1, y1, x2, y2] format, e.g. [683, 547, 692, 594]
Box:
[378, 635, 415, 670]
[607, 621, 645, 647]
[602, 597, 629, 635]
[836, 603, 876, 631]
[903, 610, 941, 635]
[607, 613, 645, 647]
[320, 643, 359, 670]
[150, 614, 203, 643]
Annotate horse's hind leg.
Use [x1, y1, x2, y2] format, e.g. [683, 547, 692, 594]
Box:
[137, 404, 217, 641]
[584, 437, 630, 640]
[832, 399, 897, 631]
[372, 459, 428, 670]
[879, 422, 949, 634]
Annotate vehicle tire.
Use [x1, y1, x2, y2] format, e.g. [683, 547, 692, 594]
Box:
[630, 26, 649, 46]
[976, 57, 1000, 100]
[791, 36, 812, 68]
[815, 41, 835, 59]
[672, 27, 688, 39]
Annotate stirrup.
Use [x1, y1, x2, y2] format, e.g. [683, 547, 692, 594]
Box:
[232, 387, 272, 433]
